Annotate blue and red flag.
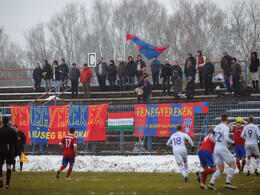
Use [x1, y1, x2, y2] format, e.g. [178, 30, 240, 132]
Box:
[194, 102, 209, 113]
[126, 34, 169, 60]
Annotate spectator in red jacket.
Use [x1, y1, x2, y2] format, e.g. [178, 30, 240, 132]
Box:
[80, 63, 92, 98]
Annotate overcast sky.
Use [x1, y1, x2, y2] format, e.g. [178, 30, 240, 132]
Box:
[0, 0, 256, 48]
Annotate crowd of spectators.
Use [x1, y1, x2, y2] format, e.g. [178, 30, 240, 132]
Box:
[32, 51, 259, 101]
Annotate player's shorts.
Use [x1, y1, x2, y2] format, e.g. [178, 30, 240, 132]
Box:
[0, 150, 15, 165]
[245, 144, 260, 156]
[234, 145, 246, 158]
[214, 148, 235, 165]
[173, 148, 187, 164]
[62, 157, 75, 166]
[198, 150, 215, 167]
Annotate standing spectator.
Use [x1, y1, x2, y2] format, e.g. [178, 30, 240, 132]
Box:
[150, 57, 161, 90]
[184, 60, 196, 80]
[249, 52, 259, 90]
[80, 63, 92, 98]
[96, 57, 108, 91]
[59, 59, 69, 91]
[126, 55, 136, 91]
[231, 58, 241, 97]
[33, 63, 43, 92]
[12, 125, 26, 172]
[69, 63, 81, 99]
[186, 76, 195, 99]
[196, 50, 206, 89]
[134, 55, 146, 82]
[185, 53, 196, 67]
[42, 60, 52, 92]
[0, 117, 17, 189]
[138, 74, 152, 104]
[171, 61, 183, 89]
[221, 51, 233, 94]
[203, 58, 214, 95]
[107, 60, 117, 91]
[172, 70, 182, 100]
[117, 58, 127, 91]
[160, 59, 172, 96]
[52, 60, 61, 92]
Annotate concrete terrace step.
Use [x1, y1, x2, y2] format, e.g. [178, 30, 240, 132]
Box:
[214, 116, 260, 120]
[227, 109, 260, 112]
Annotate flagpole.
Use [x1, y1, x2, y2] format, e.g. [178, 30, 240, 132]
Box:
[84, 141, 89, 155]
[32, 143, 36, 155]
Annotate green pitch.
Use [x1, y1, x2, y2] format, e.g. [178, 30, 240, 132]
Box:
[1, 172, 260, 195]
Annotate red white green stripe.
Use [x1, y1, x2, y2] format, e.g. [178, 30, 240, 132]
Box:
[107, 112, 134, 131]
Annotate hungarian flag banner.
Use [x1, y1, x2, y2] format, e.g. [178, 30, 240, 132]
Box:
[134, 102, 208, 137]
[11, 104, 108, 144]
[107, 112, 134, 131]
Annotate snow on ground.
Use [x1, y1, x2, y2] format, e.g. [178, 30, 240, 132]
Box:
[4, 155, 256, 173]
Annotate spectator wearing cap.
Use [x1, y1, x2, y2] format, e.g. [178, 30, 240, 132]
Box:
[69, 63, 81, 99]
[80, 63, 92, 98]
[107, 60, 117, 91]
[52, 60, 61, 92]
[171, 61, 183, 89]
[184, 59, 196, 80]
[59, 59, 69, 91]
[203, 58, 214, 95]
[172, 70, 182, 100]
[150, 57, 161, 90]
[195, 50, 206, 89]
[117, 58, 127, 91]
[186, 76, 195, 99]
[126, 55, 136, 90]
[221, 51, 233, 94]
[231, 58, 241, 97]
[160, 59, 172, 96]
[138, 74, 152, 104]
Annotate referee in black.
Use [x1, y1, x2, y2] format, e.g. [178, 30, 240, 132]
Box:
[12, 125, 26, 172]
[0, 117, 17, 189]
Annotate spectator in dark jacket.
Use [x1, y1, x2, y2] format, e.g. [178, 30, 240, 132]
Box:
[249, 52, 259, 90]
[69, 63, 81, 99]
[117, 58, 127, 91]
[195, 50, 206, 89]
[184, 60, 196, 80]
[231, 58, 241, 97]
[107, 60, 117, 91]
[42, 60, 53, 92]
[185, 53, 196, 67]
[96, 57, 108, 91]
[126, 55, 135, 90]
[172, 70, 182, 100]
[52, 60, 61, 92]
[160, 59, 172, 96]
[186, 76, 195, 99]
[59, 59, 69, 91]
[203, 58, 214, 95]
[80, 63, 92, 98]
[12, 125, 26, 172]
[138, 74, 152, 104]
[150, 57, 161, 90]
[33, 63, 43, 92]
[221, 51, 233, 94]
[135, 55, 146, 81]
[171, 61, 183, 89]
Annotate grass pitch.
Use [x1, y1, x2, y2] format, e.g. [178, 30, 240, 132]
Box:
[1, 172, 260, 195]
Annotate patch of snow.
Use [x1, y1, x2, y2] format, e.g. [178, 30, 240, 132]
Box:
[45, 95, 61, 100]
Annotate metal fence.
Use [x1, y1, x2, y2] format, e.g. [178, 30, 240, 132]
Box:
[1, 98, 259, 155]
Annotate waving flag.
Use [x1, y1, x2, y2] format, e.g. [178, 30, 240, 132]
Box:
[126, 34, 169, 60]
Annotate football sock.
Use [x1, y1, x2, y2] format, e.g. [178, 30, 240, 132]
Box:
[13, 159, 16, 170]
[210, 170, 222, 184]
[184, 162, 189, 177]
[179, 165, 186, 177]
[66, 165, 73, 178]
[247, 159, 251, 172]
[60, 165, 66, 172]
[255, 158, 260, 170]
[20, 162, 23, 171]
[226, 167, 235, 183]
[236, 159, 241, 171]
[242, 160, 246, 170]
[201, 168, 215, 184]
[6, 169, 11, 186]
[0, 165, 2, 178]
